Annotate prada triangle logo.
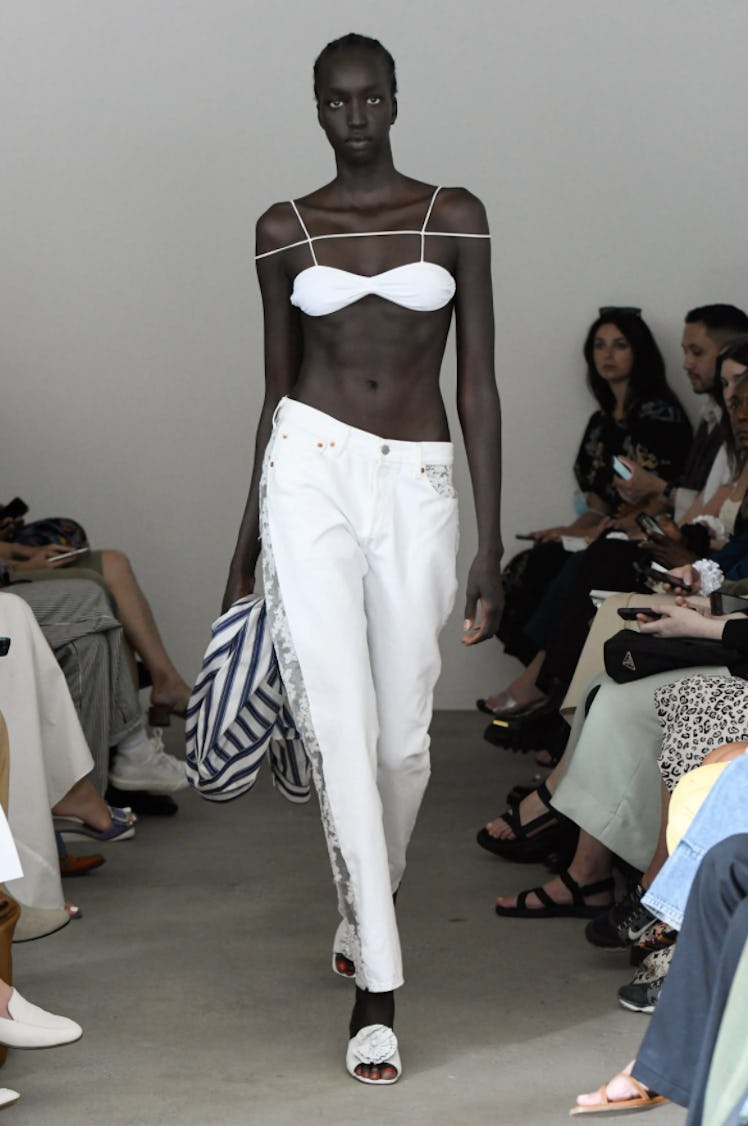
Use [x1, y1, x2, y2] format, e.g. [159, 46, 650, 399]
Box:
[622, 650, 636, 672]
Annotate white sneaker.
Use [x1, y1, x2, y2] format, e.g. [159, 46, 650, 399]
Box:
[109, 728, 189, 794]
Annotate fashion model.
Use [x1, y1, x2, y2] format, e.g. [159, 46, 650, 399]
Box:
[223, 32, 503, 1084]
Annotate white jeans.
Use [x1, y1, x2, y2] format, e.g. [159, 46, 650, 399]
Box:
[261, 398, 459, 991]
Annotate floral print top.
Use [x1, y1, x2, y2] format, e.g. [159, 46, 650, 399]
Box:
[574, 399, 693, 514]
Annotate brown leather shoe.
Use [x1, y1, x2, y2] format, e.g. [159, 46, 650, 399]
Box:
[58, 850, 106, 877]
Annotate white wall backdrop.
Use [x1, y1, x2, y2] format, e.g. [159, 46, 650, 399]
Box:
[2, 1, 747, 705]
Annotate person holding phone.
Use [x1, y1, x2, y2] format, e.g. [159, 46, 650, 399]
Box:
[481, 308, 692, 717]
[222, 33, 502, 1083]
[483, 340, 748, 754]
[613, 304, 748, 522]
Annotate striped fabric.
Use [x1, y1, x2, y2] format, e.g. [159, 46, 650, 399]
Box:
[185, 595, 310, 803]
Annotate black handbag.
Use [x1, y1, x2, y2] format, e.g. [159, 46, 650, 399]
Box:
[603, 630, 741, 683]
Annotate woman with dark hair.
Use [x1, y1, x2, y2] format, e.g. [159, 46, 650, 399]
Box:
[585, 309, 671, 412]
[481, 356, 748, 872]
[575, 310, 688, 515]
[481, 310, 692, 717]
[222, 33, 502, 1083]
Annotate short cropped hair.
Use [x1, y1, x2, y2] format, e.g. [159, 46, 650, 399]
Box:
[685, 304, 748, 344]
[313, 33, 397, 104]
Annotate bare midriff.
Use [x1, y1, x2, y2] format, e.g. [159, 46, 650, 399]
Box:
[291, 297, 454, 441]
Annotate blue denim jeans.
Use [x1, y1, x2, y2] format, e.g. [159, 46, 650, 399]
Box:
[644, 755, 748, 930]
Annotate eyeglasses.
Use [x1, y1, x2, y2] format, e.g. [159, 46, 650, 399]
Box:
[599, 306, 642, 318]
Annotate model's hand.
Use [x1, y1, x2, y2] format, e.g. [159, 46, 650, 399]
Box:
[614, 461, 664, 504]
[702, 741, 748, 766]
[637, 602, 724, 640]
[462, 551, 504, 645]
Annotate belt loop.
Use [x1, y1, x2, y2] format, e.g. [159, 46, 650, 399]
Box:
[330, 423, 348, 457]
[271, 397, 286, 429]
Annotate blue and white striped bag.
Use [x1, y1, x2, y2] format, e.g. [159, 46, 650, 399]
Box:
[185, 595, 310, 803]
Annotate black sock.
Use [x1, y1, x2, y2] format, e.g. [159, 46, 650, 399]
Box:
[350, 987, 395, 1037]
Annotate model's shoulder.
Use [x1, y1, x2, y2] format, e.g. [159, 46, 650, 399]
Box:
[255, 201, 304, 257]
[433, 186, 489, 234]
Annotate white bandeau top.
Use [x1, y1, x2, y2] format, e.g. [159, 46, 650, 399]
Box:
[255, 187, 489, 318]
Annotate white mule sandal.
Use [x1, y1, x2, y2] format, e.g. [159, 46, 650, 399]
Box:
[346, 1024, 401, 1085]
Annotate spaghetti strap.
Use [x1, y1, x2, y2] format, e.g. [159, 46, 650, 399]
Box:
[420, 187, 442, 261]
[289, 200, 318, 265]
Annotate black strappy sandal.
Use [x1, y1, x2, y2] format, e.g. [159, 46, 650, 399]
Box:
[476, 782, 579, 864]
[494, 870, 615, 919]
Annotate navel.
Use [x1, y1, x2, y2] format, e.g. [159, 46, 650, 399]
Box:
[366, 379, 378, 390]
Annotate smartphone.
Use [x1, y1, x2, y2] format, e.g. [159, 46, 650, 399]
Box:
[50, 547, 90, 565]
[648, 563, 692, 594]
[709, 592, 748, 616]
[617, 607, 662, 621]
[0, 497, 28, 521]
[636, 512, 665, 539]
[612, 456, 633, 481]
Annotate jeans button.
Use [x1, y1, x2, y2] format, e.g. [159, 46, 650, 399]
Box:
[381, 444, 390, 455]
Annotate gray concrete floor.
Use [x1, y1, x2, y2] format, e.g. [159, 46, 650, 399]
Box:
[9, 713, 685, 1125]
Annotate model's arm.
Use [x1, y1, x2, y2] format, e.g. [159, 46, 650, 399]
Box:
[222, 206, 302, 611]
[450, 190, 503, 645]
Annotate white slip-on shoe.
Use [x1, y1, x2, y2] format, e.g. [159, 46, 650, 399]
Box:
[109, 729, 189, 794]
[0, 1088, 19, 1110]
[12, 905, 71, 944]
[345, 1024, 401, 1085]
[0, 990, 82, 1049]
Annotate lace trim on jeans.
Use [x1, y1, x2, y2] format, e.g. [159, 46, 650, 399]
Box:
[259, 449, 362, 977]
[424, 464, 457, 499]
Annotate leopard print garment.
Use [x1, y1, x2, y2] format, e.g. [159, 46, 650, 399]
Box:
[654, 674, 748, 792]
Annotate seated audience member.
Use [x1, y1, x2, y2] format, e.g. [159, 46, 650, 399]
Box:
[486, 336, 748, 764]
[482, 307, 692, 716]
[572, 828, 748, 1124]
[616, 304, 748, 520]
[0, 594, 139, 929]
[0, 527, 191, 725]
[483, 304, 748, 720]
[0, 586, 185, 869]
[490, 599, 748, 1006]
